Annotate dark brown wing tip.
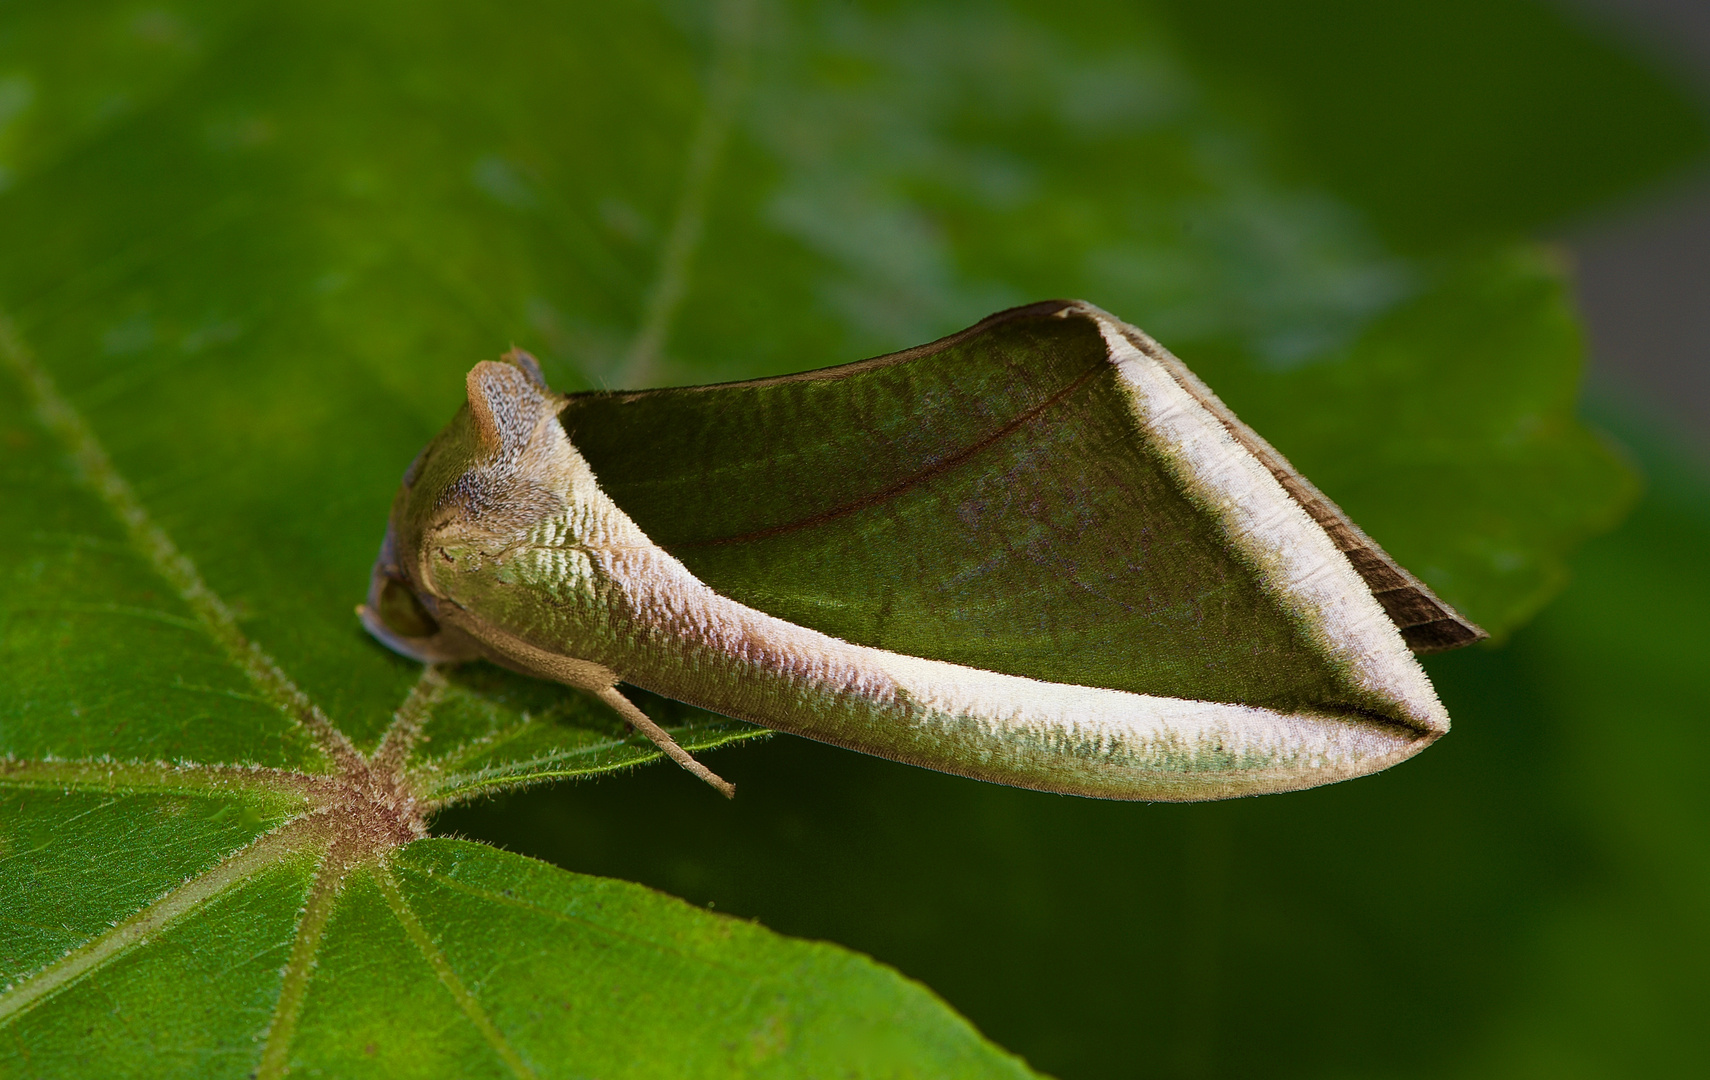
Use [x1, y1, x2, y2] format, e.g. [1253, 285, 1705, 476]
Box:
[1401, 617, 1489, 654]
[1369, 582, 1489, 654]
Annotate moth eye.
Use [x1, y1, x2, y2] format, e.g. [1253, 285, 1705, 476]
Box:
[377, 576, 439, 639]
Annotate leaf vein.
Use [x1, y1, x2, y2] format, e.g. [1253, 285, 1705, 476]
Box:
[0, 757, 330, 805]
[376, 864, 538, 1080]
[0, 815, 328, 1026]
[0, 313, 359, 774]
[392, 864, 739, 974]
[370, 665, 449, 775]
[255, 845, 344, 1080]
[612, 0, 755, 385]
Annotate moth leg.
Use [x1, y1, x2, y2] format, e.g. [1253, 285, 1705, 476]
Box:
[595, 685, 735, 799]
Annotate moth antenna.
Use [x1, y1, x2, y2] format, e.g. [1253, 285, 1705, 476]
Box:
[595, 685, 735, 799]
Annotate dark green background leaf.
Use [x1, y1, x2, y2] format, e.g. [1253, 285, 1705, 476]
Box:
[1, 0, 1704, 1076]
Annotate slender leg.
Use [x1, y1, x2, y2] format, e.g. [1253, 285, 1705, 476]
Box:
[595, 685, 735, 799]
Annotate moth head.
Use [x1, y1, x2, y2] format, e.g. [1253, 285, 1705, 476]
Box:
[360, 348, 569, 662]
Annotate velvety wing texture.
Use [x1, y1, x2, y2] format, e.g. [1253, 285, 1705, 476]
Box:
[560, 302, 1452, 720]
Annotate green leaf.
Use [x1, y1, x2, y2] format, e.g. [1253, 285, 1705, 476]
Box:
[0, 0, 1694, 1074]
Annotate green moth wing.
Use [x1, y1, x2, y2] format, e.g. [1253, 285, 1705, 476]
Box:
[363, 301, 1482, 801]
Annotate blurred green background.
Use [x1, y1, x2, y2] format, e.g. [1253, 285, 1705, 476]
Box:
[2, 0, 1707, 1076]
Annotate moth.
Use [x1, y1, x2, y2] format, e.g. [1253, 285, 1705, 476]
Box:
[362, 300, 1483, 801]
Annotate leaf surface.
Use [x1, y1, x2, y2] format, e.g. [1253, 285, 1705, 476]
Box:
[0, 0, 1693, 1075]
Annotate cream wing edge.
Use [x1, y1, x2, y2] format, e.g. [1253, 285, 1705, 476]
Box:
[422, 314, 1447, 803]
[1087, 308, 1450, 737]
